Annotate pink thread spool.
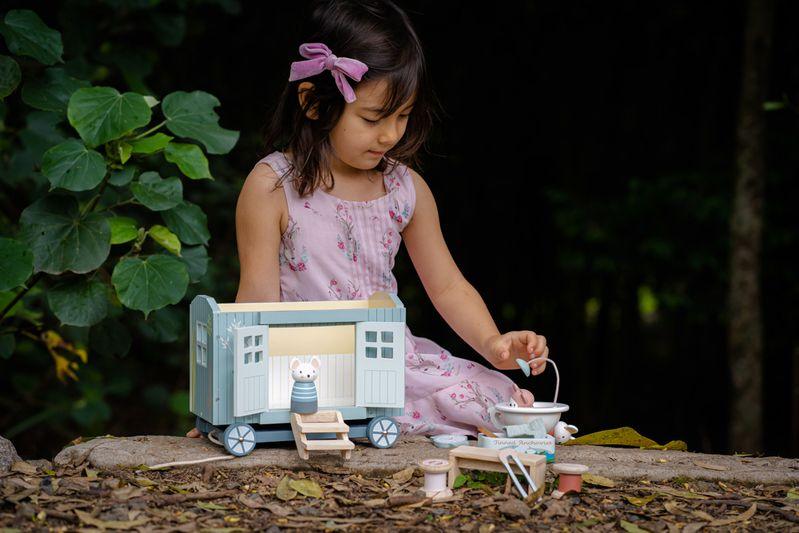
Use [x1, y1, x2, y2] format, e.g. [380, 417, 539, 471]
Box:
[550, 463, 589, 494]
[418, 459, 453, 500]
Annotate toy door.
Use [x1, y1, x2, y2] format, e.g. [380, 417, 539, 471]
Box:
[355, 321, 405, 408]
[233, 325, 268, 417]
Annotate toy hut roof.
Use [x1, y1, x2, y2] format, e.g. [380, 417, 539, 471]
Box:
[215, 291, 401, 313]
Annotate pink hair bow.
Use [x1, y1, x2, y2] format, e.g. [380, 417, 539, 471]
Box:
[289, 42, 369, 103]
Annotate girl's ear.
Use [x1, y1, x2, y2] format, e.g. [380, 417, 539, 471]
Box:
[298, 82, 319, 120]
[290, 358, 300, 371]
[311, 356, 320, 370]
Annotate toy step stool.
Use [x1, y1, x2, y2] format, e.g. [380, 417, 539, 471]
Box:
[290, 410, 355, 460]
[447, 445, 546, 494]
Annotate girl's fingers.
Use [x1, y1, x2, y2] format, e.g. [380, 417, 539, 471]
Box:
[535, 334, 547, 356]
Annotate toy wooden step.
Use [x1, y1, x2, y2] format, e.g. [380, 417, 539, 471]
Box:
[304, 439, 355, 451]
[297, 422, 350, 434]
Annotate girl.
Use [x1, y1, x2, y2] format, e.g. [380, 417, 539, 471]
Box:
[187, 0, 548, 438]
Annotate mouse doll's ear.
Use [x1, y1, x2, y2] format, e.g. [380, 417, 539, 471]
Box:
[310, 356, 320, 370]
[290, 357, 300, 371]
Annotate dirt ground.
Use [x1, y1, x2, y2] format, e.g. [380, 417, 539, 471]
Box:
[2, 456, 798, 531]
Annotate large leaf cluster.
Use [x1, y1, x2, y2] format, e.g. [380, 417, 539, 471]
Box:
[0, 8, 238, 358]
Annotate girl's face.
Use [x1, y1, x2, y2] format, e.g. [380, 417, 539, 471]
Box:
[301, 79, 415, 175]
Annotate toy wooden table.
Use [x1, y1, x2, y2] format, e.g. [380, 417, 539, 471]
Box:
[447, 445, 546, 491]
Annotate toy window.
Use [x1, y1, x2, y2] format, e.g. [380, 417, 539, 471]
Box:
[381, 331, 393, 342]
[255, 335, 263, 346]
[254, 351, 262, 363]
[196, 322, 208, 367]
[244, 353, 251, 364]
[366, 331, 377, 342]
[366, 346, 377, 358]
[244, 335, 252, 348]
[381, 346, 393, 358]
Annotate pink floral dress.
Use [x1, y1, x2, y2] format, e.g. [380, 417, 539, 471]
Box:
[255, 151, 518, 436]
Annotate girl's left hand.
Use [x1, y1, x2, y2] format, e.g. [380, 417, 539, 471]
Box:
[482, 330, 549, 371]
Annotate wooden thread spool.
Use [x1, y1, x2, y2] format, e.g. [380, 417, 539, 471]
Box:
[418, 459, 453, 500]
[550, 463, 589, 494]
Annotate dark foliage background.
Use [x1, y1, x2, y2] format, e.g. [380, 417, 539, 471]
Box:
[1, 0, 797, 460]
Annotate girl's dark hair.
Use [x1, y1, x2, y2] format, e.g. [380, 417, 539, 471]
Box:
[261, 0, 439, 197]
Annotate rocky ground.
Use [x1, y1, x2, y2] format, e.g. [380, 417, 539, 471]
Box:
[1, 435, 798, 531]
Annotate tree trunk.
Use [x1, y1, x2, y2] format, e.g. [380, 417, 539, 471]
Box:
[728, 0, 775, 454]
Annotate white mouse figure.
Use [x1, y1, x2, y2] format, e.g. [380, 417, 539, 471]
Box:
[290, 356, 320, 414]
[553, 421, 579, 444]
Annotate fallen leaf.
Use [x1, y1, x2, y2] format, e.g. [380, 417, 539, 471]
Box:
[564, 427, 687, 450]
[624, 494, 656, 507]
[391, 467, 415, 483]
[197, 502, 230, 511]
[663, 501, 690, 516]
[499, 499, 531, 520]
[364, 498, 386, 507]
[111, 486, 147, 500]
[582, 474, 616, 488]
[691, 510, 715, 521]
[709, 503, 756, 526]
[289, 479, 324, 499]
[237, 494, 269, 509]
[276, 476, 297, 501]
[75, 509, 149, 529]
[11, 462, 38, 476]
[619, 519, 648, 532]
[478, 525, 495, 533]
[693, 461, 729, 471]
[787, 488, 799, 500]
[682, 522, 706, 533]
[264, 503, 291, 517]
[652, 487, 707, 500]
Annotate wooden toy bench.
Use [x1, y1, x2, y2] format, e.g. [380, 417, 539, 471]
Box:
[290, 410, 354, 460]
[447, 445, 546, 493]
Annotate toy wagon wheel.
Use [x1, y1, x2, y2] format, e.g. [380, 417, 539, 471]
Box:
[222, 423, 256, 457]
[367, 416, 400, 449]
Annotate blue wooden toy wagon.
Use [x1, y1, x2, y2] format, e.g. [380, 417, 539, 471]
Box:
[189, 291, 406, 457]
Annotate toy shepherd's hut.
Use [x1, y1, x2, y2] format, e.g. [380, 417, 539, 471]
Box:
[189, 291, 406, 456]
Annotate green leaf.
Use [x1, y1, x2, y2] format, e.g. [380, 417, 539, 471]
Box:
[90, 318, 131, 358]
[619, 520, 649, 533]
[130, 171, 182, 211]
[129, 132, 173, 154]
[180, 245, 209, 283]
[41, 139, 107, 191]
[0, 238, 33, 291]
[21, 67, 90, 113]
[0, 334, 15, 359]
[275, 476, 297, 501]
[67, 86, 151, 147]
[288, 479, 324, 499]
[453, 474, 468, 489]
[19, 194, 111, 274]
[148, 224, 181, 256]
[137, 306, 183, 343]
[117, 141, 132, 164]
[47, 277, 109, 327]
[0, 10, 63, 65]
[109, 166, 136, 186]
[108, 216, 139, 244]
[111, 255, 189, 317]
[162, 201, 210, 245]
[564, 426, 687, 451]
[164, 142, 211, 180]
[162, 90, 239, 154]
[0, 54, 21, 99]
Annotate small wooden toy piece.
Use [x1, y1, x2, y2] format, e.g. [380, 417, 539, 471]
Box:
[290, 410, 354, 460]
[497, 448, 539, 499]
[418, 459, 453, 500]
[290, 356, 320, 414]
[550, 462, 589, 496]
[447, 445, 545, 496]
